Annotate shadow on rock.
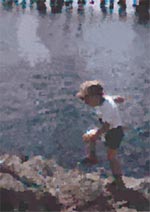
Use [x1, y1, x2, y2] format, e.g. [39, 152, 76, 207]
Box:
[107, 183, 149, 211]
[76, 193, 115, 212]
[0, 188, 62, 212]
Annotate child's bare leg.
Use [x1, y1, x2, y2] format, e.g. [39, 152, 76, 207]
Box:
[107, 148, 124, 185]
[82, 141, 98, 164]
[86, 141, 97, 159]
[89, 142, 97, 159]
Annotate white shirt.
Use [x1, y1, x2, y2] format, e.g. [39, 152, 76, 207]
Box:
[95, 95, 122, 129]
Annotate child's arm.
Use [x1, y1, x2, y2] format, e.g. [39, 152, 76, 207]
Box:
[83, 122, 110, 142]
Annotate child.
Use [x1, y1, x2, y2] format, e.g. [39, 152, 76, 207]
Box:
[76, 80, 125, 187]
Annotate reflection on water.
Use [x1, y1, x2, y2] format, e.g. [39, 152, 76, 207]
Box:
[17, 13, 51, 66]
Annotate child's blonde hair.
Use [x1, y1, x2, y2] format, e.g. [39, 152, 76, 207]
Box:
[76, 80, 104, 99]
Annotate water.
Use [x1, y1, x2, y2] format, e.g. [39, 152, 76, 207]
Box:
[0, 0, 149, 177]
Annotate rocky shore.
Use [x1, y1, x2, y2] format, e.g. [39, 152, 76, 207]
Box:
[0, 154, 149, 211]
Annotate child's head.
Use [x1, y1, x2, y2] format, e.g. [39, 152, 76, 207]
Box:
[76, 80, 104, 107]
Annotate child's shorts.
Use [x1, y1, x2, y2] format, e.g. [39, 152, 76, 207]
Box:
[104, 126, 124, 149]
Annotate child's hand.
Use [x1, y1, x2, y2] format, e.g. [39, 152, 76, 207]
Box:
[114, 96, 125, 103]
[82, 129, 99, 142]
[82, 133, 90, 142]
[113, 95, 132, 104]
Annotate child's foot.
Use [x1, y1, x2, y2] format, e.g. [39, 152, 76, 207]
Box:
[108, 176, 126, 190]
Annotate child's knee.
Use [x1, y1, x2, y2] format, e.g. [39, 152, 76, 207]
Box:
[107, 149, 117, 161]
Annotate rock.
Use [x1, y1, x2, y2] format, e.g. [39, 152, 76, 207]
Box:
[0, 173, 25, 191]
[116, 207, 137, 212]
[0, 154, 149, 212]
